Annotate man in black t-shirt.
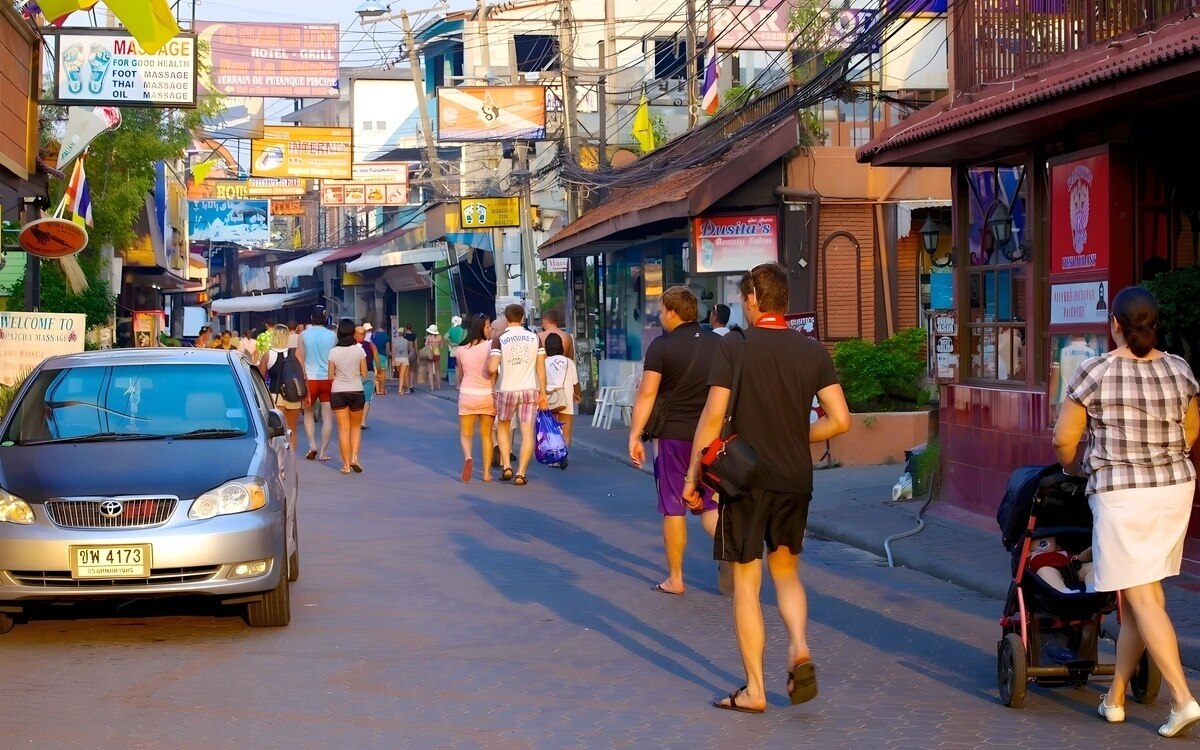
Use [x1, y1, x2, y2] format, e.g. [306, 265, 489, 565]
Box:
[683, 263, 851, 714]
[628, 286, 722, 596]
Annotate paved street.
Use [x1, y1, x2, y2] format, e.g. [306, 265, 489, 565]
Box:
[3, 389, 1198, 749]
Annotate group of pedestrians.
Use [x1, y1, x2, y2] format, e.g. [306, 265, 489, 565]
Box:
[627, 264, 854, 715]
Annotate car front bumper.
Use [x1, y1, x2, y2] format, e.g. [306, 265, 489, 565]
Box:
[0, 508, 284, 603]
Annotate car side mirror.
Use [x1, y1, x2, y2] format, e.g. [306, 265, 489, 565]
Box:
[267, 409, 286, 439]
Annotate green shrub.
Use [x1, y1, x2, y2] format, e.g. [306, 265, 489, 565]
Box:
[833, 327, 928, 411]
[1145, 266, 1200, 373]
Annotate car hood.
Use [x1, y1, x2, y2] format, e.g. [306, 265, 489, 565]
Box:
[0, 438, 259, 501]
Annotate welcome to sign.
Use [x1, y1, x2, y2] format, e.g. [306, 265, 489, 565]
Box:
[0, 312, 86, 386]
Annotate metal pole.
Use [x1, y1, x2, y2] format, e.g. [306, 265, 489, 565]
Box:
[686, 0, 698, 129]
[516, 142, 538, 320]
[558, 0, 579, 220]
[401, 10, 443, 198]
[21, 198, 40, 311]
[597, 41, 608, 170]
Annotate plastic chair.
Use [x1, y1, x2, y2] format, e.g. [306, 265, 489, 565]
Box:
[600, 375, 639, 430]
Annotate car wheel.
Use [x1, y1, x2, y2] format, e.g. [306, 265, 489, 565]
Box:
[244, 570, 291, 628]
[0, 612, 14, 634]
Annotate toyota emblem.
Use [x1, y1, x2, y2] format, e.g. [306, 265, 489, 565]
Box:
[98, 500, 124, 518]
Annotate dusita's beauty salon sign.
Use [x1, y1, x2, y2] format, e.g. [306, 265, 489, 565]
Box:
[691, 213, 779, 274]
[1050, 152, 1110, 275]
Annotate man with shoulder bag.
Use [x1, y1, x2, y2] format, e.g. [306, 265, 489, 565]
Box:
[629, 286, 722, 596]
[683, 263, 851, 715]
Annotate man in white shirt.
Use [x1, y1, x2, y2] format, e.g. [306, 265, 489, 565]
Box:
[709, 304, 732, 336]
[489, 303, 548, 485]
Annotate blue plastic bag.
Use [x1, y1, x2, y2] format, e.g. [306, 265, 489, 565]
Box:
[535, 409, 568, 465]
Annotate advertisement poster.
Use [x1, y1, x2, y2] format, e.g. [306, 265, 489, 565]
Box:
[320, 163, 409, 206]
[189, 178, 306, 200]
[53, 31, 197, 107]
[930, 311, 959, 382]
[784, 311, 818, 338]
[132, 311, 162, 348]
[1050, 281, 1109, 325]
[692, 214, 779, 274]
[188, 199, 270, 244]
[1050, 152, 1111, 275]
[196, 22, 339, 99]
[1048, 332, 1106, 424]
[252, 126, 352, 180]
[0, 312, 86, 385]
[436, 86, 547, 142]
[199, 96, 265, 139]
[460, 197, 520, 228]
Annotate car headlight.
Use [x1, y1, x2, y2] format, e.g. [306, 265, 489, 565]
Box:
[0, 488, 34, 525]
[189, 479, 268, 520]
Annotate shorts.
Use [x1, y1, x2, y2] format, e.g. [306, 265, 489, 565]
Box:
[270, 392, 302, 411]
[459, 392, 495, 416]
[655, 438, 716, 516]
[363, 377, 375, 404]
[495, 389, 539, 423]
[395, 356, 410, 369]
[715, 488, 812, 564]
[378, 355, 389, 372]
[307, 379, 333, 403]
[330, 391, 366, 412]
[447, 354, 457, 371]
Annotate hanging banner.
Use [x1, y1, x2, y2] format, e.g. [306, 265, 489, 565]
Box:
[691, 213, 779, 274]
[0, 312, 86, 386]
[57, 106, 122, 168]
[319, 163, 409, 206]
[1050, 152, 1111, 275]
[252, 126, 352, 179]
[436, 86, 547, 142]
[187, 199, 270, 244]
[196, 22, 339, 99]
[52, 30, 197, 107]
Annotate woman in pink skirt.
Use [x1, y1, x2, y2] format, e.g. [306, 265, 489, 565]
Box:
[456, 313, 496, 482]
[1054, 286, 1200, 738]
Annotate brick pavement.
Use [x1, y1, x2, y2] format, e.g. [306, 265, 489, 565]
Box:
[2, 385, 1199, 748]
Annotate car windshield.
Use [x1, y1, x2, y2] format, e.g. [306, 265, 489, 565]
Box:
[1, 363, 250, 445]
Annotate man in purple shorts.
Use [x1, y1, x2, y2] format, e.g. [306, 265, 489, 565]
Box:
[629, 286, 723, 595]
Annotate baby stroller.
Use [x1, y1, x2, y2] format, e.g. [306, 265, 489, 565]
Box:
[995, 464, 1161, 707]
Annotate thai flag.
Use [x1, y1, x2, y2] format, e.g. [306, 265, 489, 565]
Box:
[66, 157, 93, 228]
[700, 25, 719, 115]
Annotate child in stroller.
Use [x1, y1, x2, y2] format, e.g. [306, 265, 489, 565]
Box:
[995, 464, 1160, 708]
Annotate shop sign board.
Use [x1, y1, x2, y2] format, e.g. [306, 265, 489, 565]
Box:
[320, 163, 409, 206]
[52, 31, 198, 107]
[545, 258, 569, 273]
[436, 86, 547, 142]
[187, 199, 270, 244]
[460, 197, 520, 228]
[692, 213, 779, 274]
[189, 178, 307, 200]
[196, 22, 339, 99]
[784, 311, 818, 338]
[931, 311, 959, 382]
[1050, 281, 1109, 325]
[270, 199, 306, 217]
[1050, 152, 1111, 275]
[252, 126, 352, 180]
[0, 312, 85, 386]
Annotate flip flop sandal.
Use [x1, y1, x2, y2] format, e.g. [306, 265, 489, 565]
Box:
[652, 583, 683, 595]
[712, 686, 764, 714]
[305, 450, 318, 461]
[351, 463, 363, 474]
[500, 468, 514, 482]
[513, 475, 528, 486]
[461, 458, 473, 483]
[787, 662, 818, 705]
[340, 467, 352, 475]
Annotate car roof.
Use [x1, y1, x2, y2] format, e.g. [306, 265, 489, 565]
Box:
[40, 348, 245, 370]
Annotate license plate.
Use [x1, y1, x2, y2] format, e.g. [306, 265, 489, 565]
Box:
[69, 544, 152, 579]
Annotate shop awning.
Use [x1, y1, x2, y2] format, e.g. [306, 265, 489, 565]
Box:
[857, 17, 1200, 167]
[319, 225, 418, 266]
[210, 289, 319, 314]
[538, 118, 800, 260]
[346, 244, 457, 273]
[383, 265, 432, 293]
[274, 249, 336, 279]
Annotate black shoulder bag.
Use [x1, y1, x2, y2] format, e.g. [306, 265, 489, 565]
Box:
[700, 331, 761, 497]
[640, 331, 706, 442]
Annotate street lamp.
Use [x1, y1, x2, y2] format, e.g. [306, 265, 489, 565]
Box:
[988, 200, 1013, 248]
[919, 214, 940, 255]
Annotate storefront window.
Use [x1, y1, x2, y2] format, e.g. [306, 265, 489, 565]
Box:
[967, 166, 1029, 267]
[966, 266, 1027, 381]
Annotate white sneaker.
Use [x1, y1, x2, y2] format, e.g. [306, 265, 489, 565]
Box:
[1160, 700, 1200, 737]
[1097, 694, 1125, 723]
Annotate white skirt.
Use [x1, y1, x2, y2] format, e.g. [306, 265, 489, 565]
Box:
[1090, 480, 1195, 592]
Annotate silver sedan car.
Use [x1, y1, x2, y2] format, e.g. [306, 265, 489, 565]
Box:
[0, 348, 299, 632]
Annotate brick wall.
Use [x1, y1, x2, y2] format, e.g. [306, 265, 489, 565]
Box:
[817, 205, 876, 341]
[898, 229, 920, 331]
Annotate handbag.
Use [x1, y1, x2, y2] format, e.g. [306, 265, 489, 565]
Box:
[547, 387, 570, 413]
[700, 331, 760, 497]
[640, 329, 707, 442]
[418, 344, 434, 362]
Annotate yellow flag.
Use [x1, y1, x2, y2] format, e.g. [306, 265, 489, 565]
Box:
[632, 93, 655, 153]
[191, 159, 217, 183]
[33, 0, 89, 21]
[105, 0, 181, 55]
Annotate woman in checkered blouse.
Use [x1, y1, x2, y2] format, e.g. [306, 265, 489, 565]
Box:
[1054, 286, 1200, 737]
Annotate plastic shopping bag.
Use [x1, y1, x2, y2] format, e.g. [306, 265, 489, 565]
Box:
[535, 409, 569, 465]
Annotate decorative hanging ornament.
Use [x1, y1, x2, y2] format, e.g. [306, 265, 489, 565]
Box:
[18, 217, 88, 259]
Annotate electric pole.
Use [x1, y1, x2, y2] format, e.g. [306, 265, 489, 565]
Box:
[686, 0, 698, 128]
[401, 10, 443, 199]
[558, 0, 579, 221]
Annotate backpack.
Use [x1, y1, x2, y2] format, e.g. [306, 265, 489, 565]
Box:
[274, 349, 308, 402]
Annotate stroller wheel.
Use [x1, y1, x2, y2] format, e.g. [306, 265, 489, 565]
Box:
[998, 633, 1029, 708]
[1133, 649, 1162, 705]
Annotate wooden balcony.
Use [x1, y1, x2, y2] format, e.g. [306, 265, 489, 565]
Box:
[953, 0, 1199, 92]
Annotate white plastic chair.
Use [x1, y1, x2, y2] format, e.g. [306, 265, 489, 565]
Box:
[600, 374, 639, 429]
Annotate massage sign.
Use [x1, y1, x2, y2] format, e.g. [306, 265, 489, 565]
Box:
[53, 31, 198, 108]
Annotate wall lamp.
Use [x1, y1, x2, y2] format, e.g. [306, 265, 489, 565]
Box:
[920, 213, 952, 268]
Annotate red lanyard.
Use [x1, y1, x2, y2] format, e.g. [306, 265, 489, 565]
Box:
[755, 313, 788, 330]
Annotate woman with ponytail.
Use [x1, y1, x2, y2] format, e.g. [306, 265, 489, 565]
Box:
[1054, 286, 1200, 737]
